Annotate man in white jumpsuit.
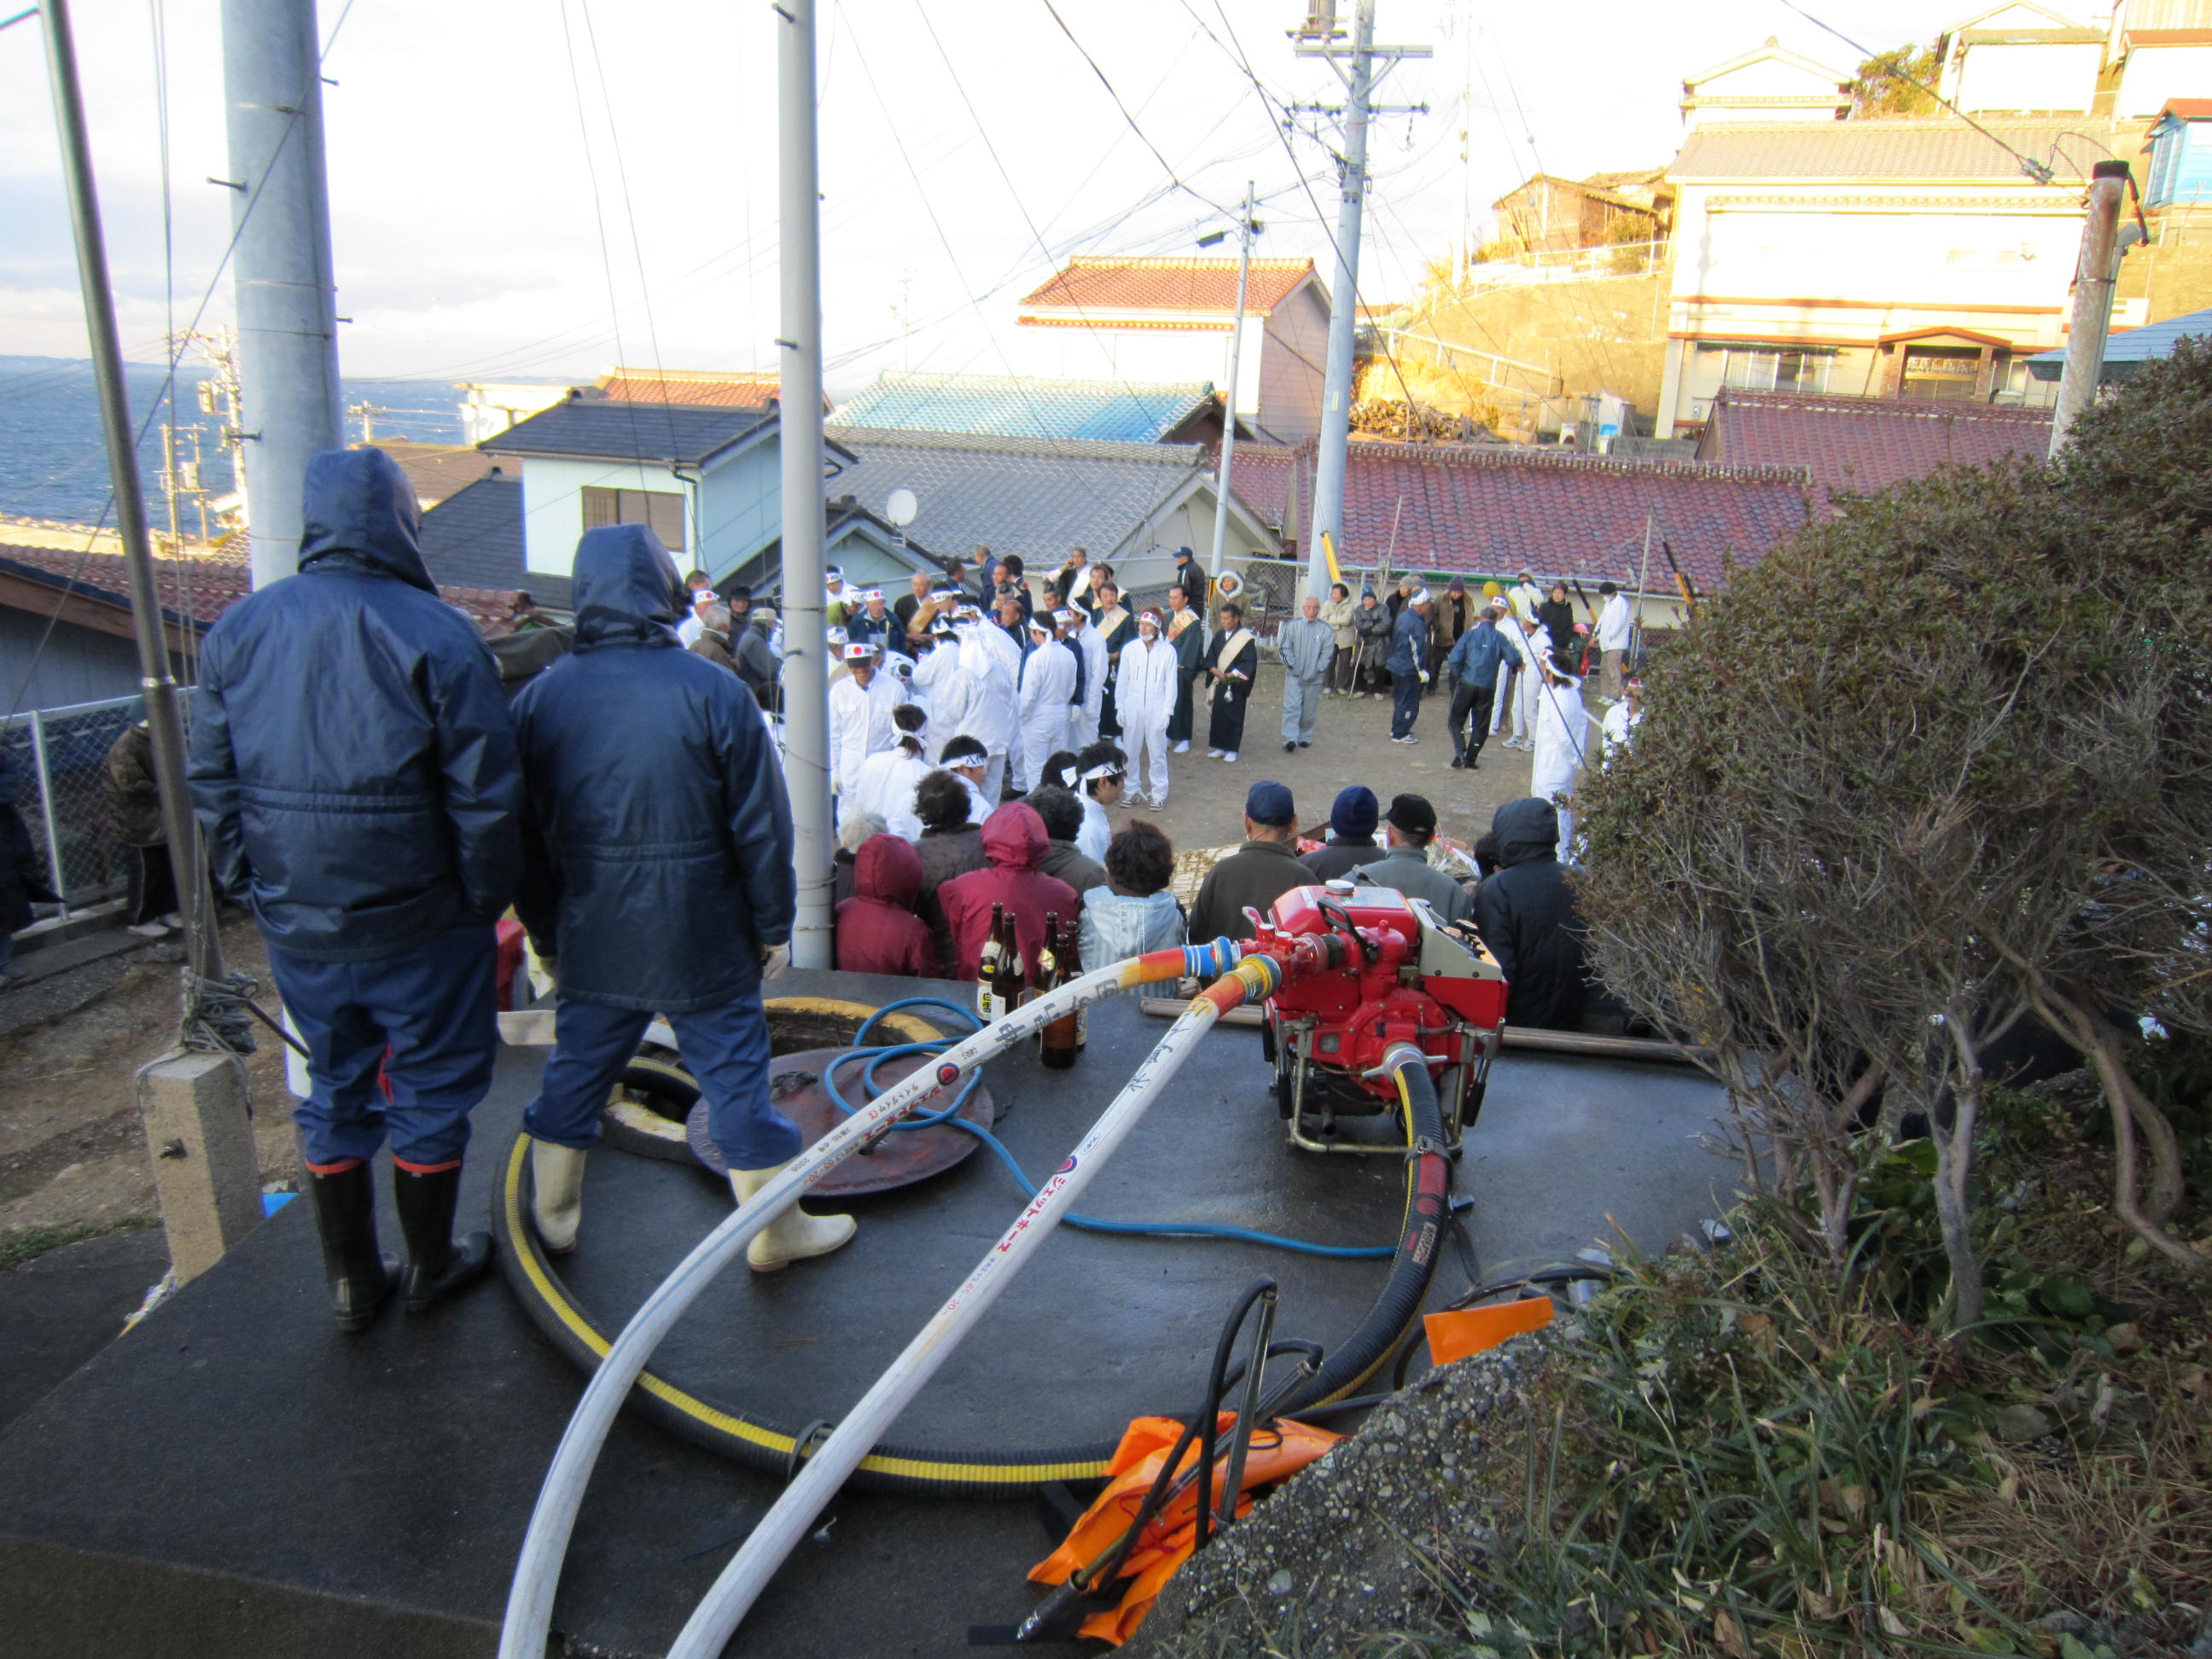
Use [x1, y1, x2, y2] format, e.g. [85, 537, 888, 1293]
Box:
[1068, 605, 1107, 751]
[1503, 614, 1551, 750]
[1600, 676, 1643, 765]
[1016, 614, 1078, 800]
[912, 616, 971, 748]
[952, 608, 1018, 799]
[1529, 650, 1591, 853]
[1113, 609, 1178, 809]
[827, 641, 900, 797]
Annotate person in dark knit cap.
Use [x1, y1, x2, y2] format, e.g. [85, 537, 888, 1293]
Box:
[1300, 784, 1388, 882]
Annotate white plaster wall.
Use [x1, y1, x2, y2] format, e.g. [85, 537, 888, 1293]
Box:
[1953, 41, 2104, 111]
[2118, 44, 2212, 115]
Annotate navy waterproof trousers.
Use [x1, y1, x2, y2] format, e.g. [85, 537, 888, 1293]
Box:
[268, 922, 498, 1172]
[1390, 670, 1423, 740]
[523, 989, 800, 1173]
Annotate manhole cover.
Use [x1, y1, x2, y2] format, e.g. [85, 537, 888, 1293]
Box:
[683, 1045, 997, 1196]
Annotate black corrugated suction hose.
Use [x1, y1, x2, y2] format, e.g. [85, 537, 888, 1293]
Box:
[492, 1050, 1453, 1495]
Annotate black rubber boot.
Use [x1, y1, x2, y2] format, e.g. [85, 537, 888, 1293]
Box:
[305, 1162, 398, 1333]
[393, 1164, 493, 1313]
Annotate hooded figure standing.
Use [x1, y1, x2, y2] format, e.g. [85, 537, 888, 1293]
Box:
[187, 447, 523, 1331]
[510, 526, 853, 1273]
[1471, 797, 1587, 1031]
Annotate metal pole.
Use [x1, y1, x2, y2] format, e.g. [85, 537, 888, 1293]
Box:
[777, 0, 835, 971]
[2049, 159, 2131, 457]
[1208, 182, 1256, 582]
[1307, 0, 1376, 602]
[39, 0, 222, 982]
[221, 0, 344, 591]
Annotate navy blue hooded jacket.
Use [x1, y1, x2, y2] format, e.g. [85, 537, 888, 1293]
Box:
[1471, 796, 1587, 1031]
[187, 448, 523, 962]
[511, 526, 795, 1014]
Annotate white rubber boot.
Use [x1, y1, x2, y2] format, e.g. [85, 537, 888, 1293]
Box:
[530, 1140, 588, 1255]
[729, 1163, 856, 1272]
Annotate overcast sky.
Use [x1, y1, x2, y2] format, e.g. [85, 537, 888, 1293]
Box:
[1, 0, 1936, 393]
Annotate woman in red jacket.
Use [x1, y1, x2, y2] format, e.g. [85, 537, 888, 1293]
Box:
[937, 801, 1080, 986]
[834, 833, 940, 978]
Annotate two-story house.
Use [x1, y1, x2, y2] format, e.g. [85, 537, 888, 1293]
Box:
[1007, 256, 1331, 443]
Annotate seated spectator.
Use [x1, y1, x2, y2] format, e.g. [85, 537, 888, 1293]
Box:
[939, 802, 1080, 987]
[1074, 740, 1126, 863]
[1357, 794, 1475, 926]
[1027, 787, 1109, 896]
[1300, 784, 1387, 882]
[688, 602, 739, 674]
[845, 704, 933, 840]
[1470, 797, 1587, 1030]
[833, 810, 884, 909]
[1189, 781, 1308, 943]
[912, 770, 987, 966]
[938, 734, 995, 825]
[835, 833, 939, 978]
[1079, 819, 1187, 980]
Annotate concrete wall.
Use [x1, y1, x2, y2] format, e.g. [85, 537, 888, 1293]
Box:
[1259, 282, 1331, 441]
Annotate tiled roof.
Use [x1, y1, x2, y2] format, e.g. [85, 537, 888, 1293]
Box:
[0, 540, 518, 634]
[1669, 118, 2135, 182]
[1229, 442, 1813, 596]
[417, 474, 562, 608]
[824, 426, 1208, 569]
[830, 372, 1217, 444]
[592, 368, 782, 407]
[1693, 389, 2052, 496]
[2024, 303, 2212, 378]
[364, 439, 506, 508]
[1018, 257, 1318, 318]
[484, 399, 780, 466]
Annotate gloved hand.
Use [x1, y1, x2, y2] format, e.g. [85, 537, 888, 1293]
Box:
[1417, 670, 1431, 684]
[758, 941, 791, 981]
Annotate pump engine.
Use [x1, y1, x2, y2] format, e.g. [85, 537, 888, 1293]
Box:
[1254, 882, 1506, 1155]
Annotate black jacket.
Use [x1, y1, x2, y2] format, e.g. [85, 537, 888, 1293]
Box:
[1471, 797, 1587, 1031]
[512, 526, 795, 1014]
[187, 448, 522, 962]
[1, 749, 61, 936]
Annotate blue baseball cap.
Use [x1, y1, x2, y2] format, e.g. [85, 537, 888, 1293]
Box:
[1244, 781, 1295, 829]
[1329, 785, 1378, 838]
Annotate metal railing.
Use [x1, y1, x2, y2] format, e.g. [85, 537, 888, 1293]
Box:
[1, 692, 169, 919]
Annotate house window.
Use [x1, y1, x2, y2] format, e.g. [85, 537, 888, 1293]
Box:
[1720, 347, 1831, 394]
[580, 486, 687, 550]
[1897, 345, 1982, 400]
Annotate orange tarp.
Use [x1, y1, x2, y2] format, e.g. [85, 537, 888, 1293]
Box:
[1423, 1295, 1551, 1366]
[1029, 1413, 1342, 1646]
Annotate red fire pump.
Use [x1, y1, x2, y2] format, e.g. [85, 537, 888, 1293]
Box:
[1253, 882, 1508, 1155]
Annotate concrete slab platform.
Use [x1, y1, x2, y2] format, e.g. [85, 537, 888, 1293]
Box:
[0, 969, 1732, 1658]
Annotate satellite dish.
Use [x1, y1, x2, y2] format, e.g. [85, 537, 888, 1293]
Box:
[885, 487, 919, 527]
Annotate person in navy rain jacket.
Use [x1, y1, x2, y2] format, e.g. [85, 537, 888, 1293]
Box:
[509, 525, 854, 1272]
[1386, 589, 1432, 743]
[187, 447, 523, 1331]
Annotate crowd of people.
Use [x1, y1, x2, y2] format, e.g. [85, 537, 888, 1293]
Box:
[139, 445, 1631, 1333]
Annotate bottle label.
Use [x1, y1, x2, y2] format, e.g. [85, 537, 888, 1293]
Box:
[977, 981, 997, 1023]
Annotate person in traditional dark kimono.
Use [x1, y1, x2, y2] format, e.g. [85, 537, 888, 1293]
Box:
[1164, 582, 1206, 751]
[1202, 602, 1260, 765]
[1091, 578, 1136, 739]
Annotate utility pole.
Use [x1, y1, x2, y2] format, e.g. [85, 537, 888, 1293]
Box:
[1205, 183, 1260, 582]
[45, 0, 262, 1282]
[2049, 158, 2131, 457]
[777, 0, 835, 971]
[222, 0, 344, 590]
[40, 0, 219, 987]
[1293, 0, 1429, 601]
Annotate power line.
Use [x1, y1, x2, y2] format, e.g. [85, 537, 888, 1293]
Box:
[1036, 0, 1231, 218]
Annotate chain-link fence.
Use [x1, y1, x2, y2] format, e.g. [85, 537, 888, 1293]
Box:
[2, 694, 152, 917]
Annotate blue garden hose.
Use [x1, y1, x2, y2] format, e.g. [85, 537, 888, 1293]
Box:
[820, 998, 1395, 1261]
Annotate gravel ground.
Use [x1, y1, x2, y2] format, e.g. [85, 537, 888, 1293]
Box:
[1129, 1330, 1567, 1659]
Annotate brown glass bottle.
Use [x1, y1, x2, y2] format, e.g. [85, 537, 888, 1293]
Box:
[976, 902, 1005, 1022]
[990, 907, 1026, 1025]
[1039, 911, 1079, 1070]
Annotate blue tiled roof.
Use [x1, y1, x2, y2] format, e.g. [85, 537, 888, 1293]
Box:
[2025, 305, 2212, 381]
[830, 373, 1216, 445]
